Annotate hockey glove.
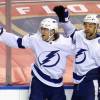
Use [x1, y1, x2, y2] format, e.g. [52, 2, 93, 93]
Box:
[0, 26, 3, 35]
[53, 5, 69, 22]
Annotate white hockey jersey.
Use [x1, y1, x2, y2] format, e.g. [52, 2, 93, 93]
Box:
[62, 21, 100, 84]
[0, 31, 74, 87]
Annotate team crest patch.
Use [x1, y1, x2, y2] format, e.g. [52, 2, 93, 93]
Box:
[98, 39, 100, 44]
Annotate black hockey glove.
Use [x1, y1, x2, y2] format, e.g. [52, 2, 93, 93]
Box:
[0, 26, 3, 35]
[53, 5, 69, 23]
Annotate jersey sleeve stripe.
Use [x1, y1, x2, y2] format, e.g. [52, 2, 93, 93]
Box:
[17, 38, 25, 48]
[70, 29, 77, 44]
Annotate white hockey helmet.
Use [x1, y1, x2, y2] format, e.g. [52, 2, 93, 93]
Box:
[40, 18, 58, 33]
[83, 14, 99, 24]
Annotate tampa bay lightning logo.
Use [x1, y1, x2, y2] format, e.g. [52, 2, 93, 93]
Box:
[38, 50, 60, 67]
[75, 49, 87, 64]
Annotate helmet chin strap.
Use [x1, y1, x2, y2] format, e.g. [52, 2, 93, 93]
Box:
[47, 30, 54, 42]
[94, 24, 98, 34]
[91, 24, 98, 38]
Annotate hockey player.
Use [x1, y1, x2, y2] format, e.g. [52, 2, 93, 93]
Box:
[0, 18, 74, 100]
[54, 5, 100, 100]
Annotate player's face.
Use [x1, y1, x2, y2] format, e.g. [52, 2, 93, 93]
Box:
[40, 27, 50, 41]
[83, 22, 98, 40]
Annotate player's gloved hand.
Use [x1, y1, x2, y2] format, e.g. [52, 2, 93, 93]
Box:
[53, 5, 69, 23]
[0, 26, 3, 35]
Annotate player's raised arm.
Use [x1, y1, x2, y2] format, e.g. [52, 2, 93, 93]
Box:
[0, 27, 30, 48]
[53, 5, 76, 36]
